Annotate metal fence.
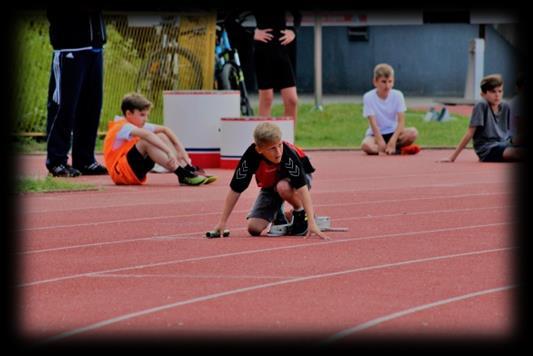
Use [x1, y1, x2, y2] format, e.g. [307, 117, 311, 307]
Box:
[13, 11, 216, 135]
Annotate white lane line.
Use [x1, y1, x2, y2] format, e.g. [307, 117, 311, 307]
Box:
[19, 222, 511, 287]
[44, 247, 514, 343]
[20, 191, 508, 232]
[19, 204, 511, 255]
[324, 285, 516, 344]
[89, 273, 297, 280]
[21, 179, 508, 215]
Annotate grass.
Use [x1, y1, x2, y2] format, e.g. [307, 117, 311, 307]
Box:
[17, 176, 98, 193]
[270, 102, 471, 149]
[13, 103, 470, 154]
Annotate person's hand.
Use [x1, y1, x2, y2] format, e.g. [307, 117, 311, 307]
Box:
[212, 223, 226, 235]
[376, 138, 387, 153]
[304, 221, 331, 240]
[166, 152, 178, 168]
[176, 151, 189, 167]
[279, 29, 295, 45]
[436, 157, 454, 163]
[254, 28, 273, 43]
[385, 140, 397, 155]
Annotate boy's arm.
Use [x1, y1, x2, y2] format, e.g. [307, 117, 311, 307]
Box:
[386, 112, 405, 154]
[367, 116, 386, 152]
[213, 189, 241, 234]
[440, 127, 476, 162]
[131, 127, 173, 155]
[297, 185, 330, 240]
[131, 127, 178, 167]
[153, 125, 191, 165]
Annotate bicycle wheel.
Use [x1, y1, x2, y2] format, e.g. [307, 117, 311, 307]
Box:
[136, 46, 204, 101]
[220, 62, 254, 116]
[219, 62, 240, 90]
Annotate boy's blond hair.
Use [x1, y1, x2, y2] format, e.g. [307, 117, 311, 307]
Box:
[373, 63, 394, 80]
[253, 122, 282, 147]
[480, 74, 504, 93]
[121, 92, 152, 115]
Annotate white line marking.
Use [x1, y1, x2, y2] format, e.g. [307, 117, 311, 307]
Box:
[89, 273, 296, 280]
[324, 285, 516, 344]
[19, 205, 511, 255]
[44, 247, 514, 343]
[20, 191, 508, 232]
[19, 222, 511, 287]
[20, 179, 508, 215]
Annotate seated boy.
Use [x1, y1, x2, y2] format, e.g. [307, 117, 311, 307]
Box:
[211, 122, 329, 239]
[103, 92, 217, 185]
[440, 74, 524, 163]
[361, 63, 420, 155]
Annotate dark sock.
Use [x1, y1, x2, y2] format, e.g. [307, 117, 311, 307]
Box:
[175, 166, 194, 179]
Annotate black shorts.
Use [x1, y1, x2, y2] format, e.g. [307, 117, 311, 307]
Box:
[247, 174, 312, 222]
[254, 42, 296, 90]
[480, 143, 508, 162]
[126, 145, 155, 180]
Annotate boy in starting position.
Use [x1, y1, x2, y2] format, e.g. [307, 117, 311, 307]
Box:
[211, 122, 329, 239]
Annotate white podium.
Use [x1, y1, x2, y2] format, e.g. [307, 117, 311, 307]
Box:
[220, 117, 295, 169]
[163, 90, 240, 167]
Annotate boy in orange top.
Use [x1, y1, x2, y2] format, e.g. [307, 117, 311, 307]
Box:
[103, 92, 216, 185]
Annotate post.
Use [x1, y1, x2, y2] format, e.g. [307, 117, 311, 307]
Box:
[464, 38, 485, 101]
[314, 14, 323, 111]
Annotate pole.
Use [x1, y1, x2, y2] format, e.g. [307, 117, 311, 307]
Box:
[314, 14, 323, 111]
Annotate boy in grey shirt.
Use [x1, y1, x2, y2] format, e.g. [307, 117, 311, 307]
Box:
[441, 74, 524, 162]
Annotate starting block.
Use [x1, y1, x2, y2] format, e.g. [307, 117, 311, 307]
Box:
[205, 229, 230, 238]
[266, 216, 347, 236]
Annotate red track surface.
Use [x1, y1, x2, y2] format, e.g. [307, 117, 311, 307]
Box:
[15, 150, 518, 345]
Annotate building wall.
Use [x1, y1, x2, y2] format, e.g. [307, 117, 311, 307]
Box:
[243, 24, 521, 97]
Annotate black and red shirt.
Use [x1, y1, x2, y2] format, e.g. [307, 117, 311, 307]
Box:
[230, 141, 315, 193]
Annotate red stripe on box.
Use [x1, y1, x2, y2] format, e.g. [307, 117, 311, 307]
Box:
[188, 152, 220, 168]
[220, 158, 240, 169]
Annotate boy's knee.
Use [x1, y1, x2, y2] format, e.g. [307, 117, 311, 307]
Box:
[361, 142, 376, 154]
[285, 96, 298, 108]
[276, 180, 292, 197]
[247, 227, 262, 236]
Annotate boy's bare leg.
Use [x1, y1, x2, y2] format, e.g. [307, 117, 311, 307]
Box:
[247, 218, 270, 236]
[135, 138, 179, 171]
[361, 136, 379, 155]
[503, 146, 524, 161]
[258, 89, 274, 116]
[276, 179, 306, 212]
[156, 132, 190, 167]
[398, 127, 418, 146]
[280, 86, 298, 120]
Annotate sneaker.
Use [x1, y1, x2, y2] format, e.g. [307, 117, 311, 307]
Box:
[179, 175, 208, 186]
[202, 175, 218, 184]
[191, 165, 206, 175]
[400, 144, 421, 155]
[47, 164, 81, 177]
[76, 162, 108, 175]
[288, 209, 308, 236]
[272, 206, 289, 225]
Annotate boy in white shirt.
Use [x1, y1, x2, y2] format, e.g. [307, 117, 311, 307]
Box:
[361, 63, 420, 155]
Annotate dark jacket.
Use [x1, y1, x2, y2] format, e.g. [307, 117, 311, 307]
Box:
[47, 6, 107, 50]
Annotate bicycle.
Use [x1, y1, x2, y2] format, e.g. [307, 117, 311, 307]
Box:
[214, 16, 254, 116]
[135, 16, 204, 106]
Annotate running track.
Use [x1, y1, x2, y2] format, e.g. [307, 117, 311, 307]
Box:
[15, 149, 519, 346]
